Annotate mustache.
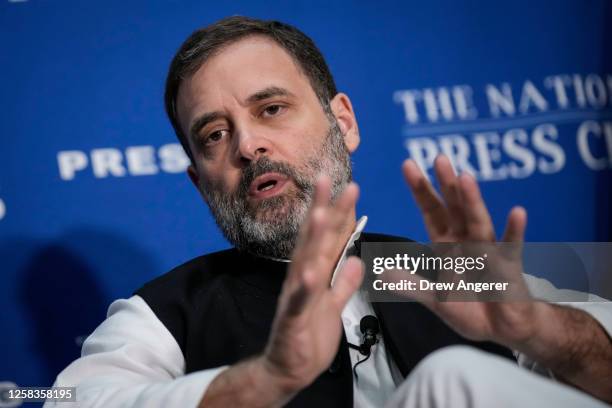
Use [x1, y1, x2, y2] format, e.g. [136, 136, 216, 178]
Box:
[237, 157, 311, 198]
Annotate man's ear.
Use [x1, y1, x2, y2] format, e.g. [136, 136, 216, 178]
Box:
[187, 164, 207, 203]
[329, 92, 360, 153]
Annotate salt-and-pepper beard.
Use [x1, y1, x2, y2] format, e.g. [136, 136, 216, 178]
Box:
[199, 118, 352, 259]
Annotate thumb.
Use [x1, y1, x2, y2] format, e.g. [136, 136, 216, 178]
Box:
[331, 256, 364, 309]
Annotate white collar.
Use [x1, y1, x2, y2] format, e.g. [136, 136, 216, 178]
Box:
[331, 215, 368, 286]
[252, 215, 369, 282]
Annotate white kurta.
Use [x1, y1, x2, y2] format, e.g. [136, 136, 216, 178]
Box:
[45, 216, 612, 407]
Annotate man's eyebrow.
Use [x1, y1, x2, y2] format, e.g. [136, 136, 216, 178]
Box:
[245, 86, 295, 105]
[189, 111, 224, 140]
[188, 87, 294, 139]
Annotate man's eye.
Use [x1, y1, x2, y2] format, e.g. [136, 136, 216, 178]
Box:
[261, 104, 284, 117]
[204, 130, 229, 145]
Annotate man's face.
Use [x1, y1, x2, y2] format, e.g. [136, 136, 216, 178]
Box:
[176, 36, 359, 258]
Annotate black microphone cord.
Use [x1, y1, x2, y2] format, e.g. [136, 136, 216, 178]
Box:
[347, 315, 380, 382]
[350, 348, 372, 381]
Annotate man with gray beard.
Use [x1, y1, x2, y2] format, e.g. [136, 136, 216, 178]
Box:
[47, 16, 612, 408]
[200, 116, 351, 260]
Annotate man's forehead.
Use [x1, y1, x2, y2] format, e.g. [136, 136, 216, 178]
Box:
[176, 36, 314, 122]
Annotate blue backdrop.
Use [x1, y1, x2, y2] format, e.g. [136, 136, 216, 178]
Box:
[1, 0, 611, 400]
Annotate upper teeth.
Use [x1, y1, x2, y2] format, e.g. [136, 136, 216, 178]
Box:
[261, 184, 274, 191]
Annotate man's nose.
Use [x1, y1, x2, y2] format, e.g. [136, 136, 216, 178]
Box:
[235, 126, 272, 163]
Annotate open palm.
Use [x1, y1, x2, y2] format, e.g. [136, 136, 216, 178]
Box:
[401, 155, 539, 346]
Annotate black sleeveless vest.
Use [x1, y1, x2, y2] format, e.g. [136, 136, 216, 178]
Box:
[136, 233, 514, 407]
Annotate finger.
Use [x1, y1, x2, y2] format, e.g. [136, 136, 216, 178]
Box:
[331, 256, 364, 309]
[325, 182, 359, 231]
[382, 269, 438, 309]
[458, 173, 495, 241]
[291, 206, 327, 272]
[284, 178, 355, 314]
[297, 176, 332, 239]
[283, 265, 331, 321]
[333, 182, 359, 215]
[290, 180, 359, 293]
[502, 206, 527, 243]
[313, 175, 332, 208]
[297, 176, 332, 243]
[281, 231, 329, 317]
[316, 182, 359, 261]
[284, 269, 315, 317]
[402, 159, 450, 239]
[434, 155, 467, 237]
[288, 206, 328, 289]
[292, 176, 333, 259]
[305, 183, 360, 291]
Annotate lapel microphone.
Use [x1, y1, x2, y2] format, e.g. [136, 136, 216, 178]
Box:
[347, 315, 380, 381]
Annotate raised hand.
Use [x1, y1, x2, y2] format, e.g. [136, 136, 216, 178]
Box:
[403, 155, 526, 244]
[262, 176, 364, 392]
[400, 155, 540, 347]
[201, 177, 364, 407]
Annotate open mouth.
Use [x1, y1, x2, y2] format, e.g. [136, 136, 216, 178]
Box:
[248, 172, 289, 200]
[258, 179, 277, 192]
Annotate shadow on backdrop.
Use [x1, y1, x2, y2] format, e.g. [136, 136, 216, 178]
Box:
[14, 228, 158, 386]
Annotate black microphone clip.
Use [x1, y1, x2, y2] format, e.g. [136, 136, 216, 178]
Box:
[348, 315, 380, 356]
[358, 315, 379, 355]
[347, 315, 380, 381]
